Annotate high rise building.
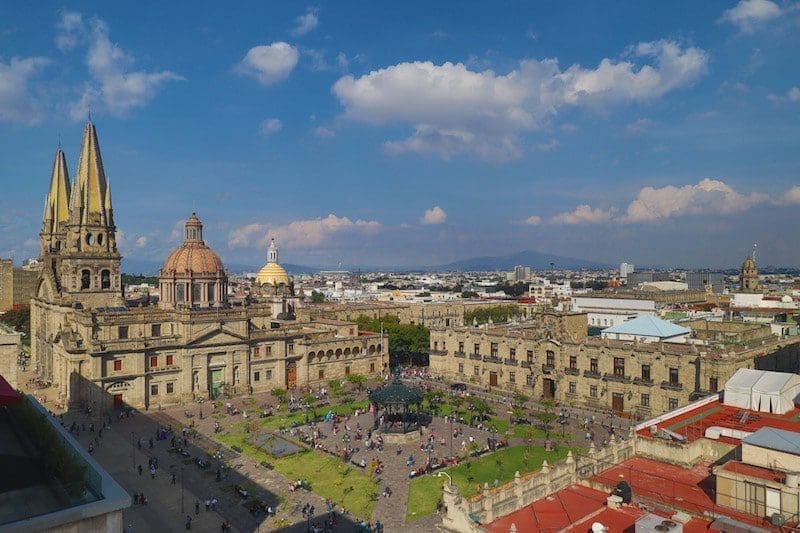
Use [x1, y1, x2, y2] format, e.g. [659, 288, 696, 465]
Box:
[619, 262, 635, 279]
[687, 271, 725, 294]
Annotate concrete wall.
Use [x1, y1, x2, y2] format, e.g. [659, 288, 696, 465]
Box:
[742, 443, 800, 473]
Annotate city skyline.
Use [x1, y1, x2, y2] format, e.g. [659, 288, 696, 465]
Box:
[1, 2, 799, 269]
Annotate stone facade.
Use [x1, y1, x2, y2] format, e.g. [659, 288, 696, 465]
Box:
[30, 123, 386, 412]
[0, 322, 22, 388]
[0, 259, 41, 312]
[429, 313, 800, 418]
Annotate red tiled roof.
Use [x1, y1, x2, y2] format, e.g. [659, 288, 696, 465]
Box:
[721, 460, 785, 484]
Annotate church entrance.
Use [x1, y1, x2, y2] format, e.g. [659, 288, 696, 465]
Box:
[113, 394, 124, 409]
[542, 378, 556, 399]
[209, 368, 224, 399]
[286, 362, 297, 390]
[612, 392, 625, 413]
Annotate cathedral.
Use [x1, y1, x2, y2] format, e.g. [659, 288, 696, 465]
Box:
[31, 123, 387, 410]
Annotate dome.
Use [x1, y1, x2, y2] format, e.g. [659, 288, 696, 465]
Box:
[742, 257, 756, 270]
[162, 243, 225, 276]
[256, 262, 289, 286]
[161, 213, 225, 277]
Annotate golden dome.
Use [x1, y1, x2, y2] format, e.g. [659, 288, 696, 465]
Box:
[256, 262, 289, 286]
[162, 242, 225, 276]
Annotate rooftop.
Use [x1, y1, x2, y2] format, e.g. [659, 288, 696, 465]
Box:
[602, 314, 691, 338]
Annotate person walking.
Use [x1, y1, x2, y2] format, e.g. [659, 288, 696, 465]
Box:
[195, 500, 200, 515]
[185, 515, 192, 530]
[138, 464, 142, 476]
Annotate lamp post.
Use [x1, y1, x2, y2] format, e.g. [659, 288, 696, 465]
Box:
[131, 431, 135, 470]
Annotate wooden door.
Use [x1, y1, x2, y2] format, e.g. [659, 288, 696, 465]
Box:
[489, 372, 498, 387]
[543, 378, 555, 399]
[286, 362, 297, 390]
[612, 392, 624, 413]
[113, 394, 124, 409]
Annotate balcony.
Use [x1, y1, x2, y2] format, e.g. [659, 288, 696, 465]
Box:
[453, 351, 467, 359]
[483, 355, 502, 364]
[469, 353, 482, 361]
[603, 372, 631, 384]
[429, 349, 448, 356]
[661, 381, 683, 391]
[564, 367, 580, 376]
[541, 364, 555, 374]
[521, 361, 532, 369]
[503, 358, 518, 367]
[633, 377, 654, 387]
[583, 370, 601, 379]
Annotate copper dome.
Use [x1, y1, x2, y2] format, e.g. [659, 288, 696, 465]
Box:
[161, 242, 225, 276]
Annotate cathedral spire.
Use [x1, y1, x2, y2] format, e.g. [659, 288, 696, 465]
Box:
[43, 148, 71, 232]
[74, 121, 109, 224]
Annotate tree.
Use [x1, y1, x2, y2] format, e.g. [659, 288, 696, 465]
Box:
[271, 388, 287, 404]
[328, 379, 343, 397]
[1, 305, 30, 346]
[346, 373, 367, 391]
[311, 291, 325, 303]
[355, 315, 430, 367]
[461, 290, 479, 299]
[533, 400, 557, 439]
[512, 392, 530, 407]
[451, 396, 463, 420]
[464, 305, 522, 326]
[467, 397, 492, 425]
[303, 393, 317, 418]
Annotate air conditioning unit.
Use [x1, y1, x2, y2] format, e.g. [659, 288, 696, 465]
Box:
[635, 513, 683, 533]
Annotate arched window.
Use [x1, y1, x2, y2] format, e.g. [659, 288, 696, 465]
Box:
[80, 269, 91, 289]
[97, 233, 104, 245]
[86, 233, 94, 245]
[176, 284, 185, 302]
[101, 269, 111, 289]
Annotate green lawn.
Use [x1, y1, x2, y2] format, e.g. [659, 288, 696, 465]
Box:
[258, 400, 369, 430]
[406, 445, 578, 523]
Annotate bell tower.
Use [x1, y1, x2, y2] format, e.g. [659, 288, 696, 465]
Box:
[57, 121, 123, 308]
[40, 147, 71, 255]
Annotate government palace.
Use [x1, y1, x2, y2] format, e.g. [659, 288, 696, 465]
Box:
[30, 123, 387, 411]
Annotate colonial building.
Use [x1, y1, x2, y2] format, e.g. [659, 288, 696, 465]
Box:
[30, 123, 386, 411]
[429, 312, 800, 418]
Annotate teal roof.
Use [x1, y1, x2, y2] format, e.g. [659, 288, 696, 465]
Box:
[603, 314, 690, 338]
[743, 427, 800, 455]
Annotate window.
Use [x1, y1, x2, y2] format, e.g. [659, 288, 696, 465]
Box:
[118, 326, 128, 339]
[370, 362, 375, 372]
[208, 283, 215, 304]
[150, 384, 158, 396]
[669, 398, 678, 410]
[166, 382, 174, 394]
[176, 284, 185, 302]
[473, 343, 480, 355]
[266, 369, 272, 380]
[458, 342, 464, 353]
[526, 374, 533, 386]
[709, 377, 719, 393]
[509, 372, 516, 383]
[81, 269, 91, 289]
[474, 366, 480, 376]
[254, 371, 260, 382]
[254, 346, 260, 357]
[669, 368, 679, 385]
[546, 350, 555, 367]
[527, 350, 534, 363]
[442, 341, 446, 350]
[265, 345, 272, 356]
[318, 369, 324, 380]
[151, 324, 161, 337]
[490, 343, 498, 357]
[101, 269, 111, 289]
[569, 356, 577, 370]
[149, 356, 158, 368]
[641, 364, 651, 382]
[613, 357, 625, 377]
[192, 283, 201, 302]
[590, 358, 598, 374]
[288, 343, 294, 355]
[458, 363, 464, 374]
[113, 359, 122, 371]
[509, 348, 516, 359]
[434, 341, 439, 351]
[166, 355, 173, 366]
[641, 393, 650, 407]
[345, 366, 351, 376]
[590, 385, 598, 398]
[569, 382, 577, 394]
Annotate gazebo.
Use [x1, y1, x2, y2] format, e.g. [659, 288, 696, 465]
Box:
[370, 378, 424, 436]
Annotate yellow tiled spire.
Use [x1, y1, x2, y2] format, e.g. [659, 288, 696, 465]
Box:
[74, 121, 109, 221]
[44, 148, 71, 231]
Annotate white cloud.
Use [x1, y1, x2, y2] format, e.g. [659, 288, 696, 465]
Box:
[332, 40, 707, 161]
[536, 139, 559, 152]
[420, 206, 447, 225]
[522, 215, 542, 225]
[559, 123, 578, 133]
[719, 0, 782, 32]
[228, 214, 382, 250]
[781, 186, 800, 205]
[135, 236, 148, 247]
[56, 11, 84, 51]
[68, 18, 183, 119]
[236, 42, 299, 86]
[550, 205, 616, 225]
[620, 179, 768, 222]
[313, 126, 336, 138]
[625, 118, 652, 135]
[0, 56, 50, 125]
[768, 86, 800, 103]
[291, 8, 319, 36]
[260, 118, 283, 136]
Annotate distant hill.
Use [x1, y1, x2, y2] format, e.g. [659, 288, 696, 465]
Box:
[433, 250, 610, 271]
[121, 258, 316, 276]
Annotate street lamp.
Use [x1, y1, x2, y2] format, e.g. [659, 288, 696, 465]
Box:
[131, 431, 135, 470]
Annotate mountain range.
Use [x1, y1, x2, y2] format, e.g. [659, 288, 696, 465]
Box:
[122, 249, 608, 275]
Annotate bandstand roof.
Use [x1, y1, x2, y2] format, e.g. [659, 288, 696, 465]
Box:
[369, 379, 423, 405]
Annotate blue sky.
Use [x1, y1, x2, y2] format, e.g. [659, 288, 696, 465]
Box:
[1, 1, 799, 269]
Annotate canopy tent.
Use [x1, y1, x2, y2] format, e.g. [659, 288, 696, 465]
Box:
[724, 368, 800, 414]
